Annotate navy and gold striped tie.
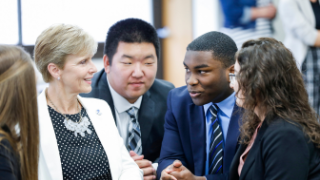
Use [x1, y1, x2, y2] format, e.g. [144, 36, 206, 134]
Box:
[126, 107, 142, 155]
[209, 104, 223, 174]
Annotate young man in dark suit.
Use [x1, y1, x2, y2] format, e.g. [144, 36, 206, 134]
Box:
[81, 18, 174, 180]
[157, 31, 240, 180]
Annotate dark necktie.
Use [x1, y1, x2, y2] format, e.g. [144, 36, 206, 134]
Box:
[209, 104, 223, 174]
[126, 107, 142, 155]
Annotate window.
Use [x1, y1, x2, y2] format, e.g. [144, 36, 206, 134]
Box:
[1, 0, 153, 45]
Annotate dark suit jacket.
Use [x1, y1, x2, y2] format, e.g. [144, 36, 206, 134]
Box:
[229, 116, 320, 180]
[0, 126, 21, 180]
[81, 69, 174, 162]
[157, 86, 242, 180]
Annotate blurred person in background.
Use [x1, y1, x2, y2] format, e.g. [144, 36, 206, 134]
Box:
[279, 0, 320, 116]
[0, 45, 39, 180]
[34, 24, 142, 180]
[229, 38, 320, 180]
[81, 18, 175, 180]
[220, 0, 276, 49]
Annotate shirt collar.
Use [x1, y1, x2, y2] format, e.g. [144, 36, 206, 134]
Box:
[203, 92, 236, 118]
[107, 76, 142, 113]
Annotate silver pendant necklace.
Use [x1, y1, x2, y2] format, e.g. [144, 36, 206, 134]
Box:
[46, 91, 92, 137]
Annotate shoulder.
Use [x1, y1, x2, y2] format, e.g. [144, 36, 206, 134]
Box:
[146, 79, 175, 100]
[266, 117, 302, 133]
[0, 136, 16, 163]
[262, 117, 307, 144]
[91, 69, 106, 88]
[79, 96, 110, 109]
[0, 136, 13, 151]
[149, 79, 175, 93]
[169, 85, 189, 97]
[79, 96, 108, 105]
[166, 86, 193, 104]
[0, 135, 21, 179]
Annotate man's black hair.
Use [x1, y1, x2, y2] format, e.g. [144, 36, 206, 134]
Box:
[187, 31, 238, 67]
[104, 18, 160, 64]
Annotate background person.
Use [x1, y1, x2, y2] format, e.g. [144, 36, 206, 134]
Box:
[220, 0, 276, 49]
[229, 38, 320, 180]
[81, 18, 175, 180]
[34, 24, 142, 180]
[157, 31, 240, 180]
[279, 0, 320, 115]
[0, 45, 39, 180]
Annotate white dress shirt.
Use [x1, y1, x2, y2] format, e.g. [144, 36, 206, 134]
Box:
[107, 78, 158, 170]
[107, 77, 143, 147]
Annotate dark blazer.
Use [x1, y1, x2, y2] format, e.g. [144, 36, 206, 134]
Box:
[157, 86, 242, 180]
[229, 116, 320, 180]
[219, 0, 256, 29]
[81, 69, 174, 162]
[0, 128, 21, 180]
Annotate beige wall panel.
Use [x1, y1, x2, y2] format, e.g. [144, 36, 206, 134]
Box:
[162, 0, 193, 88]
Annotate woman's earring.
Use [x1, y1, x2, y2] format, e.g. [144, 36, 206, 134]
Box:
[57, 77, 60, 81]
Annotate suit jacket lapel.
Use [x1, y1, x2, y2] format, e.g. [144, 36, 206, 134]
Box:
[98, 73, 117, 124]
[78, 96, 119, 180]
[138, 91, 155, 148]
[38, 89, 63, 180]
[229, 143, 247, 180]
[239, 119, 268, 180]
[188, 103, 206, 175]
[223, 104, 242, 172]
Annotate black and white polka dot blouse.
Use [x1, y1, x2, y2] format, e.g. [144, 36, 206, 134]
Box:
[48, 106, 113, 180]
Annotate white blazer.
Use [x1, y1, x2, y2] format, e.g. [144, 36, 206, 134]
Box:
[279, 0, 318, 70]
[37, 88, 143, 180]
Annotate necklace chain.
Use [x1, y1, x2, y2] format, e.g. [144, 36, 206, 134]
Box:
[46, 91, 82, 124]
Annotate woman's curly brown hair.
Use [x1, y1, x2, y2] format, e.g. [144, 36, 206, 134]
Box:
[236, 37, 320, 147]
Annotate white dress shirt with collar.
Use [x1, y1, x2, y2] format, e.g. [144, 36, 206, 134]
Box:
[107, 77, 143, 147]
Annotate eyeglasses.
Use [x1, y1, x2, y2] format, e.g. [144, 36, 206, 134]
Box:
[229, 73, 236, 84]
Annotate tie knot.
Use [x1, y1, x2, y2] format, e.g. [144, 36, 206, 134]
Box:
[209, 104, 219, 121]
[126, 107, 135, 118]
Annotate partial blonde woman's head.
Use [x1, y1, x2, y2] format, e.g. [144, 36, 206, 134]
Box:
[34, 24, 97, 82]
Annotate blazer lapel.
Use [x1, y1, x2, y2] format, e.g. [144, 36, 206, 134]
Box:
[98, 73, 117, 124]
[78, 96, 119, 180]
[188, 103, 206, 175]
[223, 104, 242, 172]
[138, 91, 155, 149]
[38, 89, 63, 180]
[229, 144, 247, 180]
[239, 143, 257, 179]
[239, 119, 268, 180]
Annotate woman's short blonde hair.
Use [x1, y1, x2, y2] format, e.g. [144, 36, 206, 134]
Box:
[34, 24, 97, 82]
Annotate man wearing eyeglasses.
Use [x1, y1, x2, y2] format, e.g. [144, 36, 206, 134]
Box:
[157, 31, 241, 180]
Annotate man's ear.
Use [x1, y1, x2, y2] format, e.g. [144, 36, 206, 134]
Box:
[226, 64, 235, 83]
[103, 55, 111, 74]
[47, 63, 61, 80]
[228, 64, 235, 74]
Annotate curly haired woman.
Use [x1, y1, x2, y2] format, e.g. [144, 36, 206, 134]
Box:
[229, 38, 320, 180]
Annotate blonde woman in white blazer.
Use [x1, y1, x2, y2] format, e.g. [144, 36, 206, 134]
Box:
[279, 0, 320, 115]
[34, 24, 143, 180]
